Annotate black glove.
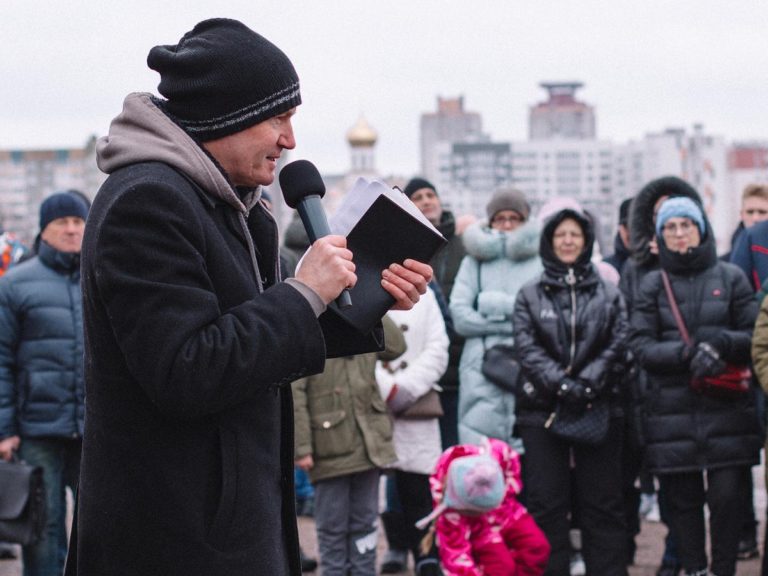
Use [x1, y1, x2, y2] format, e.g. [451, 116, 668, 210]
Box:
[557, 377, 593, 408]
[689, 342, 726, 380]
[696, 331, 730, 358]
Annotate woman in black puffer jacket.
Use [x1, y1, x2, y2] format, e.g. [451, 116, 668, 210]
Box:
[629, 197, 760, 576]
[513, 208, 629, 576]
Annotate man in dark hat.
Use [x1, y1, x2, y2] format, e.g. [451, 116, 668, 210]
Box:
[604, 197, 632, 274]
[67, 18, 432, 576]
[402, 177, 466, 444]
[0, 191, 89, 576]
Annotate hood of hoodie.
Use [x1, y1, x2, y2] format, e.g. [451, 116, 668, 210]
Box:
[462, 219, 540, 263]
[96, 93, 261, 214]
[629, 176, 702, 268]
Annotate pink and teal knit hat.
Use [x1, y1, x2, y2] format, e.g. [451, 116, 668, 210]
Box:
[415, 453, 505, 529]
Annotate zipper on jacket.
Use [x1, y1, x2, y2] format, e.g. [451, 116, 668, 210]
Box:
[565, 267, 577, 372]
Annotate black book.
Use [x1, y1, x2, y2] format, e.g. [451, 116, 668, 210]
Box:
[321, 180, 447, 334]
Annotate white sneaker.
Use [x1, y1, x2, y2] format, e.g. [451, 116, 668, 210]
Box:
[645, 499, 661, 522]
[639, 493, 658, 519]
[569, 552, 586, 576]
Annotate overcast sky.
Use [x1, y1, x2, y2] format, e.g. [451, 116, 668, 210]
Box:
[3, 1, 768, 176]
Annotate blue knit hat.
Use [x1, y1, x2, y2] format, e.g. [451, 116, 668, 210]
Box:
[39, 192, 89, 232]
[655, 197, 705, 237]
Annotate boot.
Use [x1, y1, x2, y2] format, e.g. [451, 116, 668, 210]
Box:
[415, 557, 441, 575]
[300, 547, 317, 572]
[380, 511, 409, 573]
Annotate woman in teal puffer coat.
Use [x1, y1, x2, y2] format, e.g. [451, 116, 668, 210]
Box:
[449, 188, 542, 450]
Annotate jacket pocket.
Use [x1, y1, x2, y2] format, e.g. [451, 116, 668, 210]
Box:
[368, 394, 394, 442]
[207, 426, 238, 547]
[311, 410, 354, 458]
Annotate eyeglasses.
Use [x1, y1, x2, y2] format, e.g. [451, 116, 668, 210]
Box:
[662, 221, 696, 236]
[491, 214, 524, 226]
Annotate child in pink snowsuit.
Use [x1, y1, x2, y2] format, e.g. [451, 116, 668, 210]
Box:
[419, 438, 550, 576]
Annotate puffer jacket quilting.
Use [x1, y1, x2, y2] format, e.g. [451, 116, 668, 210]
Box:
[630, 260, 761, 473]
[0, 241, 84, 439]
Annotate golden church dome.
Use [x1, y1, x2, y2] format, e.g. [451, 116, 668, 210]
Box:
[346, 115, 377, 147]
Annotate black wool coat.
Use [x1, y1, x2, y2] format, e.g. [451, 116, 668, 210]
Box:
[70, 162, 358, 576]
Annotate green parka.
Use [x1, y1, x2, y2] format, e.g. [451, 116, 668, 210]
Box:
[293, 316, 406, 483]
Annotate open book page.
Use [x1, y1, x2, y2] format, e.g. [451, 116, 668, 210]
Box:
[329, 177, 440, 237]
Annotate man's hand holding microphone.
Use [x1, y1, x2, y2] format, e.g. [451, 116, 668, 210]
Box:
[281, 159, 431, 310]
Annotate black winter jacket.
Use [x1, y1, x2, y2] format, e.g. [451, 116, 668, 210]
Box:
[432, 210, 467, 393]
[513, 209, 629, 426]
[629, 226, 761, 474]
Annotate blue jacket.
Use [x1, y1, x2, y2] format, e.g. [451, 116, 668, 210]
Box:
[0, 241, 85, 439]
[730, 219, 768, 291]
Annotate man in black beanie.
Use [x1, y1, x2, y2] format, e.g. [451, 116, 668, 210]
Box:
[67, 18, 433, 576]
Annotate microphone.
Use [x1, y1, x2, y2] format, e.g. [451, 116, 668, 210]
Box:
[280, 159, 352, 309]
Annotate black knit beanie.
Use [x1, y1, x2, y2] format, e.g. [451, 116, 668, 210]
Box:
[39, 192, 90, 231]
[403, 177, 437, 198]
[147, 18, 302, 141]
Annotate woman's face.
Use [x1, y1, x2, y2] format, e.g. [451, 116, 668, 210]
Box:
[660, 216, 701, 254]
[490, 210, 524, 232]
[552, 218, 585, 265]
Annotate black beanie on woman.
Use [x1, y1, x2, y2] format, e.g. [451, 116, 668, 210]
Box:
[147, 18, 302, 141]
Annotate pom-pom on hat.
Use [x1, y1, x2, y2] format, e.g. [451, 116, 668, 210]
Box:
[443, 454, 505, 512]
[403, 177, 436, 198]
[39, 192, 90, 232]
[655, 197, 706, 237]
[147, 18, 301, 142]
[486, 188, 530, 221]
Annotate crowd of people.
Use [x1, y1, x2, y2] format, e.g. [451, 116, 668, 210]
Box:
[2, 16, 768, 576]
[289, 177, 768, 576]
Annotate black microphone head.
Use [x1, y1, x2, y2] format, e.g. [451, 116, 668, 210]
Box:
[279, 159, 326, 208]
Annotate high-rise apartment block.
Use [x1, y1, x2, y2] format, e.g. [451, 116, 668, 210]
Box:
[420, 96, 486, 180]
[419, 85, 745, 253]
[529, 82, 596, 141]
[0, 137, 104, 245]
[729, 142, 768, 198]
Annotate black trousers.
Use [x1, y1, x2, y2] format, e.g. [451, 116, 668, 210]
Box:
[393, 470, 439, 570]
[518, 421, 627, 576]
[659, 466, 750, 576]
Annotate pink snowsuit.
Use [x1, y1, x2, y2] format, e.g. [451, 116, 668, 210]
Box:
[429, 439, 550, 576]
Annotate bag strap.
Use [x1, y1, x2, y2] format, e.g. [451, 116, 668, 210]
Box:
[661, 270, 692, 346]
[475, 261, 490, 353]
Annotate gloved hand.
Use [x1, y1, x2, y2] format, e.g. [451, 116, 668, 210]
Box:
[557, 377, 594, 407]
[689, 342, 726, 380]
[385, 384, 418, 416]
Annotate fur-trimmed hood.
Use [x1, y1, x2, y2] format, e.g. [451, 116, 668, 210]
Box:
[462, 219, 540, 263]
[629, 176, 702, 267]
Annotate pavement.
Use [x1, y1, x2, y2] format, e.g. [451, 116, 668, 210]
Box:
[1, 465, 764, 576]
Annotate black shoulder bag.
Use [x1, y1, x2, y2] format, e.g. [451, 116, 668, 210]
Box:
[475, 261, 524, 393]
[0, 455, 46, 545]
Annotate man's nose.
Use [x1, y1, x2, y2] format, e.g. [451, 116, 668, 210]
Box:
[279, 124, 296, 150]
